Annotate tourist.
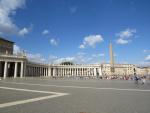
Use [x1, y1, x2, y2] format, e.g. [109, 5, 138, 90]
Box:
[134, 75, 138, 85]
[141, 76, 146, 85]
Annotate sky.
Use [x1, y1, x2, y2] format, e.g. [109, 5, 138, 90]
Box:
[0, 0, 150, 66]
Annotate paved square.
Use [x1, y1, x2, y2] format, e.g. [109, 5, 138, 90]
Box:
[0, 78, 150, 113]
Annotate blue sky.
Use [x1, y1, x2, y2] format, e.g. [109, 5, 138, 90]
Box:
[0, 0, 150, 65]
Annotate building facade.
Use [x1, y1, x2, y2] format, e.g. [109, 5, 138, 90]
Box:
[0, 37, 150, 79]
[101, 64, 136, 77]
[1, 54, 149, 79]
[0, 37, 14, 55]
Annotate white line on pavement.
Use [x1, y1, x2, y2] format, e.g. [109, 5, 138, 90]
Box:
[0, 86, 64, 95]
[0, 86, 69, 108]
[1, 81, 150, 92]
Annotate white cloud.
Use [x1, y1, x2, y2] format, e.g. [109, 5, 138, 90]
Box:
[79, 44, 85, 49]
[145, 55, 150, 61]
[92, 53, 105, 57]
[48, 55, 75, 64]
[53, 57, 75, 64]
[42, 29, 49, 35]
[116, 38, 129, 44]
[13, 45, 46, 63]
[19, 27, 29, 36]
[116, 28, 136, 44]
[13, 44, 22, 54]
[0, 0, 28, 35]
[79, 34, 104, 49]
[27, 53, 46, 63]
[13, 44, 27, 55]
[117, 28, 136, 38]
[48, 52, 104, 64]
[98, 53, 105, 57]
[138, 61, 150, 67]
[50, 38, 59, 46]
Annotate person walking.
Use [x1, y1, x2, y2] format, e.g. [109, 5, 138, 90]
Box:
[134, 75, 138, 85]
[141, 76, 146, 85]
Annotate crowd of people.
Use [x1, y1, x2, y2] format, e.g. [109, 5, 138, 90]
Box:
[102, 74, 149, 85]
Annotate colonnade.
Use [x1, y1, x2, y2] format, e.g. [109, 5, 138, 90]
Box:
[26, 66, 49, 77]
[0, 61, 24, 78]
[25, 65, 101, 77]
[0, 59, 102, 78]
[53, 67, 99, 77]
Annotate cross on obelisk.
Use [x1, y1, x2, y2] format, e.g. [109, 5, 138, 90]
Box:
[109, 42, 115, 76]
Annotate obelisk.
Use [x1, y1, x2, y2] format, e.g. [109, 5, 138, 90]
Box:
[109, 42, 115, 76]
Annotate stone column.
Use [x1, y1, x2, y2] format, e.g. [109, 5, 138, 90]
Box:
[92, 68, 94, 76]
[14, 62, 18, 78]
[43, 68, 45, 76]
[24, 61, 26, 77]
[44, 68, 45, 76]
[71, 68, 73, 76]
[56, 68, 58, 76]
[30, 66, 33, 76]
[75, 68, 76, 76]
[76, 68, 77, 76]
[89, 68, 90, 76]
[69, 68, 71, 76]
[59, 68, 60, 76]
[65, 68, 66, 76]
[41, 68, 43, 76]
[42, 68, 44, 76]
[64, 68, 65, 76]
[45, 68, 47, 76]
[82, 68, 84, 76]
[29, 67, 31, 76]
[35, 67, 37, 76]
[38, 67, 40, 76]
[61, 68, 62, 76]
[99, 67, 102, 76]
[48, 67, 51, 77]
[58, 68, 60, 76]
[40, 67, 42, 76]
[53, 68, 56, 76]
[62, 68, 63, 76]
[94, 68, 97, 76]
[20, 62, 24, 78]
[32, 67, 34, 76]
[86, 68, 88, 76]
[64, 68, 66, 76]
[3, 61, 8, 79]
[46, 68, 48, 76]
[36, 67, 38, 76]
[72, 68, 74, 76]
[28, 67, 30, 76]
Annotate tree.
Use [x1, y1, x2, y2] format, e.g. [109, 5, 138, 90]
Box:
[60, 61, 74, 65]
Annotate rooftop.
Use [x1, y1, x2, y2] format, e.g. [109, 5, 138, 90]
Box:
[0, 37, 14, 43]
